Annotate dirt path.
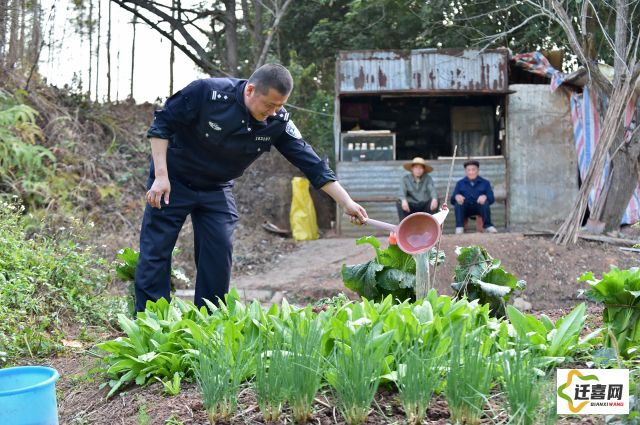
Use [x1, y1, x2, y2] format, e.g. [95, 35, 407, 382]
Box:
[178, 232, 638, 310]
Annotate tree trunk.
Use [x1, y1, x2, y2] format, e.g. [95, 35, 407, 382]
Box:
[587, 0, 637, 232]
[597, 143, 640, 231]
[106, 0, 111, 102]
[129, 3, 136, 99]
[24, 0, 43, 90]
[244, 0, 263, 65]
[612, 0, 627, 88]
[31, 0, 41, 64]
[223, 0, 238, 73]
[169, 0, 176, 94]
[88, 0, 93, 97]
[95, 0, 101, 99]
[7, 0, 19, 67]
[0, 0, 8, 63]
[16, 0, 24, 67]
[115, 48, 120, 101]
[45, 0, 55, 64]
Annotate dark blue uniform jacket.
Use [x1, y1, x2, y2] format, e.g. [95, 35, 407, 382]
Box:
[147, 78, 336, 190]
[450, 176, 495, 205]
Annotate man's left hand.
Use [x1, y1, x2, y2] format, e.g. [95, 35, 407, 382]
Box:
[478, 195, 487, 205]
[344, 200, 368, 225]
[430, 198, 438, 211]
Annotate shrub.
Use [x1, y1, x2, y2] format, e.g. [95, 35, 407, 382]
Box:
[0, 90, 55, 206]
[0, 201, 120, 358]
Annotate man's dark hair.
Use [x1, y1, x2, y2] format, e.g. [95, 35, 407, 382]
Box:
[248, 64, 293, 96]
[464, 160, 480, 168]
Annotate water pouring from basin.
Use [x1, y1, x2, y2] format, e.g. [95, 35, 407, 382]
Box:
[364, 209, 449, 299]
[364, 209, 448, 254]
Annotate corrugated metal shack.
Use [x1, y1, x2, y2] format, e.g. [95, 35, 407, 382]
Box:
[334, 49, 578, 235]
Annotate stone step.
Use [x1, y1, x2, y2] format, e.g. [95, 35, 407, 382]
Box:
[174, 288, 286, 305]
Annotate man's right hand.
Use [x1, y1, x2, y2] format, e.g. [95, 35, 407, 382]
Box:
[147, 175, 171, 209]
[401, 199, 410, 212]
[455, 194, 465, 205]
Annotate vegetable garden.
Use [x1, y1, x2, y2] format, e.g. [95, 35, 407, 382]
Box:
[89, 234, 640, 424]
[1, 193, 639, 424]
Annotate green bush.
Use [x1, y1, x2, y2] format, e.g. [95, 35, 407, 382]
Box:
[0, 90, 55, 206]
[286, 54, 335, 164]
[0, 201, 120, 358]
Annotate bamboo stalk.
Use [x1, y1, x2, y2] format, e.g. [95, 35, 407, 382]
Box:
[430, 145, 457, 288]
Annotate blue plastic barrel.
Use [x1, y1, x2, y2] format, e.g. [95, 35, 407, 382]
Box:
[0, 366, 60, 425]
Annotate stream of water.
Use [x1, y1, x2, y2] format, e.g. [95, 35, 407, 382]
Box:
[414, 251, 430, 299]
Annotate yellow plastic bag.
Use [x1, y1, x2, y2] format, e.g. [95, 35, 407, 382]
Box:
[290, 177, 319, 241]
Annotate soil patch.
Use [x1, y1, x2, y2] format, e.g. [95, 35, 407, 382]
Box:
[231, 233, 638, 311]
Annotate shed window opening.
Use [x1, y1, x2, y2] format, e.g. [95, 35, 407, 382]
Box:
[339, 95, 505, 161]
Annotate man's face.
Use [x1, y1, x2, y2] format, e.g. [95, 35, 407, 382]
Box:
[465, 164, 479, 180]
[244, 84, 288, 122]
[411, 164, 425, 178]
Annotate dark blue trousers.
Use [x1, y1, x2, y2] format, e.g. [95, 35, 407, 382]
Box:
[134, 178, 239, 312]
[454, 201, 494, 228]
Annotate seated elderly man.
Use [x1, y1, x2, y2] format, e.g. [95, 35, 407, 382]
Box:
[450, 160, 497, 234]
[397, 157, 438, 220]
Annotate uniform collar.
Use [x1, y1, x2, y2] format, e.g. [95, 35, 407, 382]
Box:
[235, 80, 248, 109]
[236, 81, 258, 125]
[235, 80, 269, 126]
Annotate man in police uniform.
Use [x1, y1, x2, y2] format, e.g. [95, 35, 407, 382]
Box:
[135, 64, 367, 312]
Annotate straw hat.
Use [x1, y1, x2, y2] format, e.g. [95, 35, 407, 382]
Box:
[403, 157, 433, 173]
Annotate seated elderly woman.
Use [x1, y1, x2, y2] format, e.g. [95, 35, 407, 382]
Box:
[397, 157, 438, 220]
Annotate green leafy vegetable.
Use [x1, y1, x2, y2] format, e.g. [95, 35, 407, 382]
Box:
[396, 335, 446, 424]
[284, 316, 325, 424]
[579, 266, 640, 359]
[98, 287, 595, 406]
[114, 247, 190, 316]
[194, 332, 254, 423]
[446, 322, 494, 425]
[506, 303, 596, 364]
[329, 323, 394, 425]
[501, 341, 544, 425]
[157, 372, 182, 396]
[452, 246, 526, 317]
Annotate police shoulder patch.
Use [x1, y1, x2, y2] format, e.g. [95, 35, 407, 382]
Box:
[285, 120, 302, 139]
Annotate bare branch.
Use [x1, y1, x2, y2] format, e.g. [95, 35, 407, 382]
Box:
[588, 0, 629, 77]
[254, 0, 275, 16]
[255, 0, 293, 68]
[452, 2, 524, 22]
[527, 0, 612, 89]
[581, 0, 589, 37]
[475, 12, 546, 50]
[110, 0, 230, 76]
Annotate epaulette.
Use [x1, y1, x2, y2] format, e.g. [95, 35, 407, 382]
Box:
[273, 107, 291, 122]
[210, 89, 234, 102]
